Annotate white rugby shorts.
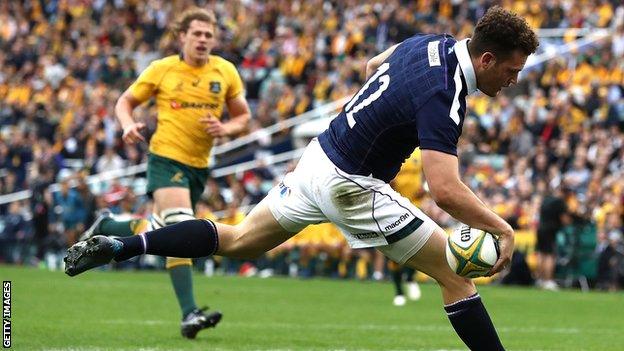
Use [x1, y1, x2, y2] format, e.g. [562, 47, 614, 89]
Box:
[267, 138, 437, 264]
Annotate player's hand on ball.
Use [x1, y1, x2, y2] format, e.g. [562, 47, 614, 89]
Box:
[488, 226, 514, 276]
[446, 225, 500, 278]
[122, 122, 146, 144]
[200, 114, 227, 137]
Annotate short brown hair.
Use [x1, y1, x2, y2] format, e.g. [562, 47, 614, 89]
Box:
[171, 8, 217, 36]
[471, 6, 539, 59]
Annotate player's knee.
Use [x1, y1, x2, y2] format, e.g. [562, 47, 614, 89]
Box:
[154, 209, 197, 267]
[148, 213, 165, 230]
[436, 270, 475, 293]
[160, 208, 195, 225]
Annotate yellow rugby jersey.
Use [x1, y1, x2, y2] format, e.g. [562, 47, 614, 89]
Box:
[129, 55, 244, 168]
[393, 149, 424, 206]
[220, 210, 246, 226]
[290, 223, 345, 246]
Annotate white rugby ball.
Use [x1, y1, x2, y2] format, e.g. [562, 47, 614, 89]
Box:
[445, 225, 500, 278]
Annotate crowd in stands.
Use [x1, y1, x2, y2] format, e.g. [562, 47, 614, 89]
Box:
[0, 0, 623, 290]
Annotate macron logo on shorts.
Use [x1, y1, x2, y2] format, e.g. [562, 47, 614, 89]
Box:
[384, 213, 411, 232]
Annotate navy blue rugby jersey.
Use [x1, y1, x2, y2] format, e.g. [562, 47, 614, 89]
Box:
[318, 34, 478, 182]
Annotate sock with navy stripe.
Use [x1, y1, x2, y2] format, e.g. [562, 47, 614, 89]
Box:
[444, 293, 505, 351]
[113, 219, 218, 261]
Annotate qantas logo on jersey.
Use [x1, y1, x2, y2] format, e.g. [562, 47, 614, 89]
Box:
[384, 213, 411, 231]
[170, 100, 219, 110]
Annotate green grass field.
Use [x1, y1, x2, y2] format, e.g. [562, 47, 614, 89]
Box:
[2, 265, 623, 351]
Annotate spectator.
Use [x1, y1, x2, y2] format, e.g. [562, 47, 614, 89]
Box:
[30, 166, 53, 264]
[52, 173, 87, 244]
[0, 1, 622, 289]
[95, 146, 126, 174]
[1, 201, 30, 264]
[596, 213, 624, 291]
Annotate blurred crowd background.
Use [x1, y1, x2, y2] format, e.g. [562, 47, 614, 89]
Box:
[1, 0, 623, 291]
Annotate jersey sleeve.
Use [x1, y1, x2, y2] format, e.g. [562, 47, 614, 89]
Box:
[128, 60, 164, 103]
[224, 62, 244, 100]
[416, 89, 461, 156]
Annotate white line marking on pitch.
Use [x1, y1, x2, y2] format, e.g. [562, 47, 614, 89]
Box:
[44, 348, 166, 351]
[44, 347, 549, 351]
[100, 319, 617, 335]
[45, 348, 467, 351]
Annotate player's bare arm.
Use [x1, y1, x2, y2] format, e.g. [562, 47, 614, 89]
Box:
[115, 89, 146, 144]
[365, 44, 399, 79]
[421, 149, 514, 274]
[199, 94, 251, 137]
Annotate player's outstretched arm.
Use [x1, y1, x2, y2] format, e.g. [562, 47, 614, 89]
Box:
[421, 149, 514, 275]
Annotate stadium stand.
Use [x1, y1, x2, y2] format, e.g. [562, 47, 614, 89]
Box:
[0, 0, 623, 290]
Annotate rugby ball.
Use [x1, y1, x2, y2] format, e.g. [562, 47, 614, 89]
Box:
[445, 225, 500, 278]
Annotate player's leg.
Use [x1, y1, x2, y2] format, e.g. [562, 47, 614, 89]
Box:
[372, 250, 385, 280]
[537, 228, 558, 290]
[66, 139, 326, 272]
[211, 143, 330, 259]
[535, 251, 544, 287]
[398, 228, 504, 350]
[320, 170, 503, 350]
[152, 187, 221, 337]
[151, 154, 221, 338]
[80, 157, 171, 242]
[404, 266, 421, 301]
[388, 260, 407, 306]
[79, 209, 145, 240]
[214, 197, 296, 258]
[65, 194, 297, 274]
[541, 252, 558, 290]
[338, 244, 353, 278]
[535, 228, 547, 287]
[352, 249, 370, 280]
[117, 197, 294, 258]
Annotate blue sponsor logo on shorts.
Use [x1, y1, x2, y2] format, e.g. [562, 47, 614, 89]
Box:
[278, 182, 291, 198]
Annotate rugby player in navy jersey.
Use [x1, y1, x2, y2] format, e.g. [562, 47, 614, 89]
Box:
[65, 6, 538, 350]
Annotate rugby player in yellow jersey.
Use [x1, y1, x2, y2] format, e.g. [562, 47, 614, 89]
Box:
[389, 149, 424, 306]
[79, 8, 251, 339]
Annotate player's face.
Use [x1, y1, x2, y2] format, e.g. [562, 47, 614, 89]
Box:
[180, 20, 216, 65]
[477, 50, 527, 97]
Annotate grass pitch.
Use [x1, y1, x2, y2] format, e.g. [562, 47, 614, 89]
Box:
[2, 265, 623, 350]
